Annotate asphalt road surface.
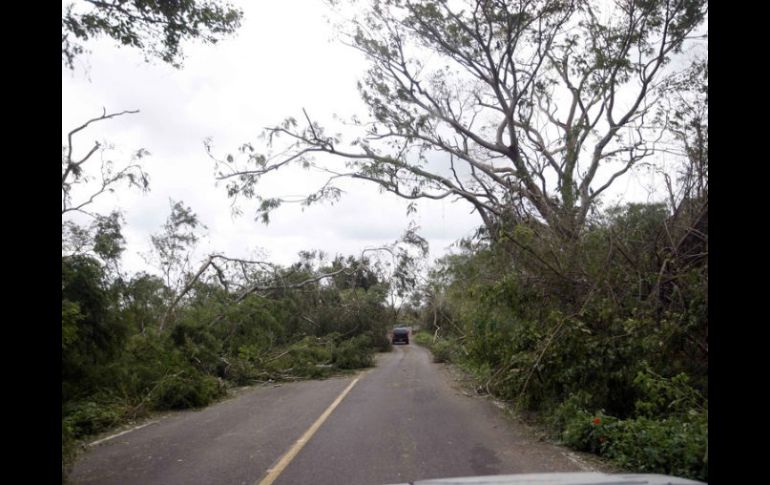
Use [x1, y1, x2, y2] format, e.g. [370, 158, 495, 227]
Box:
[71, 344, 593, 485]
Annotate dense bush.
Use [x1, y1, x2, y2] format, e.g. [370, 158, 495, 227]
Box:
[416, 200, 707, 480]
[152, 372, 226, 409]
[62, 256, 130, 403]
[333, 335, 375, 369]
[605, 414, 707, 481]
[61, 250, 395, 484]
[413, 330, 433, 347]
[413, 331, 456, 364]
[552, 391, 707, 482]
[429, 339, 456, 363]
[263, 336, 334, 378]
[63, 400, 125, 438]
[368, 330, 394, 353]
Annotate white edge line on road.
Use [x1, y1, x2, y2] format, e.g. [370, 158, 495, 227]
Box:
[88, 420, 159, 447]
[257, 376, 361, 485]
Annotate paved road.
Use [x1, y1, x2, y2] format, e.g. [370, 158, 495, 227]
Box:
[71, 344, 590, 485]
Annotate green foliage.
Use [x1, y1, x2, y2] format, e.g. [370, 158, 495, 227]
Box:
[62, 420, 78, 483]
[219, 296, 285, 355]
[62, 0, 243, 69]
[92, 211, 126, 262]
[413, 331, 456, 363]
[550, 389, 589, 424]
[413, 330, 433, 347]
[430, 339, 455, 363]
[551, 390, 707, 481]
[333, 335, 375, 369]
[603, 413, 708, 481]
[632, 363, 706, 419]
[61, 300, 82, 351]
[62, 255, 130, 402]
[63, 400, 125, 438]
[551, 392, 596, 451]
[417, 199, 707, 480]
[150, 200, 206, 288]
[112, 334, 178, 403]
[223, 332, 380, 384]
[225, 356, 262, 385]
[264, 336, 334, 378]
[170, 321, 223, 375]
[119, 272, 167, 334]
[62, 241, 414, 484]
[152, 372, 225, 410]
[368, 329, 393, 353]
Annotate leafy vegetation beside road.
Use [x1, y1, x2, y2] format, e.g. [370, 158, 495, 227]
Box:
[411, 200, 708, 482]
[62, 247, 394, 481]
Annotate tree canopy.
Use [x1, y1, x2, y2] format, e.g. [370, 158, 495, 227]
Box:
[214, 0, 707, 241]
[62, 0, 243, 69]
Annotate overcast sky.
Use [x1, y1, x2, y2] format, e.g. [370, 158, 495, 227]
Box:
[62, 0, 688, 278]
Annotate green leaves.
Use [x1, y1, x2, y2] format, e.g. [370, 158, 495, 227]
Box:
[93, 211, 126, 262]
[632, 362, 706, 418]
[62, 300, 83, 351]
[62, 0, 243, 69]
[414, 192, 707, 478]
[148, 199, 206, 293]
[256, 197, 282, 224]
[551, 391, 707, 480]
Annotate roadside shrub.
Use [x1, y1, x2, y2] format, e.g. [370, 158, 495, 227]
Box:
[223, 357, 261, 385]
[632, 363, 706, 418]
[551, 392, 596, 450]
[60, 249, 398, 482]
[431, 339, 455, 363]
[413, 331, 456, 363]
[110, 334, 174, 401]
[333, 335, 374, 369]
[603, 413, 708, 482]
[413, 330, 433, 346]
[291, 336, 334, 363]
[151, 372, 225, 410]
[551, 391, 707, 481]
[263, 337, 335, 378]
[62, 400, 125, 438]
[367, 330, 393, 352]
[62, 420, 77, 484]
[170, 321, 222, 374]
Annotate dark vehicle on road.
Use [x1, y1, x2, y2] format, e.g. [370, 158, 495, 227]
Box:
[392, 327, 410, 345]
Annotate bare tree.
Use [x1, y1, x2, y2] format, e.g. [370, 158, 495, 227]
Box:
[62, 109, 150, 217]
[62, 109, 151, 282]
[212, 0, 707, 243]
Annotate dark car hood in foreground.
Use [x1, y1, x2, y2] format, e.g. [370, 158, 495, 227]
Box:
[387, 472, 705, 485]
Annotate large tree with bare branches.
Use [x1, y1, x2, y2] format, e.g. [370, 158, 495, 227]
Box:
[62, 109, 151, 275]
[62, 109, 150, 218]
[213, 0, 706, 242]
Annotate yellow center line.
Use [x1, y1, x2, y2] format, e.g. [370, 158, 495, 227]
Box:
[256, 376, 361, 485]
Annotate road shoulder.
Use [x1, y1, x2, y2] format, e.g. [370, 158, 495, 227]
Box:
[421, 344, 623, 474]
